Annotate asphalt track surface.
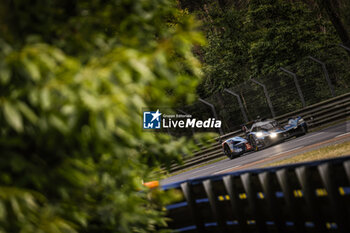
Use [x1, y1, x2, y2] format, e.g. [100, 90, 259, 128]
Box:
[161, 120, 350, 185]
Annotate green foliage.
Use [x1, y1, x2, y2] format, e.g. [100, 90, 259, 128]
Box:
[245, 0, 337, 76]
[0, 0, 204, 232]
[194, 0, 341, 97]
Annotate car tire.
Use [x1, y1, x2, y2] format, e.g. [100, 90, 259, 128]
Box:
[297, 125, 307, 137]
[224, 144, 233, 159]
[262, 138, 270, 147]
[248, 135, 259, 151]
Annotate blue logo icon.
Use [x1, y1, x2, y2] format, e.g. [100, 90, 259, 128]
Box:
[143, 109, 162, 129]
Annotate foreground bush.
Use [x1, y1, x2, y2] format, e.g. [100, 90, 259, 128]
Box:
[0, 1, 203, 232]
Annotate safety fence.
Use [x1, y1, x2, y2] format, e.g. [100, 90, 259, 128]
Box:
[168, 44, 350, 138]
[168, 91, 350, 173]
[162, 155, 350, 233]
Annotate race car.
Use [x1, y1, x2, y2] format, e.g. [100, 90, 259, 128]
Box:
[283, 116, 308, 137]
[245, 119, 287, 151]
[222, 136, 253, 159]
[244, 116, 308, 151]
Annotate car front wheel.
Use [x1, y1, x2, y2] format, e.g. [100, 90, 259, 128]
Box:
[248, 135, 259, 151]
[224, 144, 232, 158]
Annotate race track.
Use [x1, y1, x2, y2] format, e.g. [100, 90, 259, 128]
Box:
[161, 120, 350, 185]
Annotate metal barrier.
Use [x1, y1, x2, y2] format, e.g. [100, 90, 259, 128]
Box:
[168, 92, 350, 173]
[162, 155, 350, 233]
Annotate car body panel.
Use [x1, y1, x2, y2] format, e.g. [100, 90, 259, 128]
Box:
[283, 116, 308, 137]
[222, 136, 253, 159]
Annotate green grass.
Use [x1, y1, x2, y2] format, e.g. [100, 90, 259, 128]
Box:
[263, 140, 350, 167]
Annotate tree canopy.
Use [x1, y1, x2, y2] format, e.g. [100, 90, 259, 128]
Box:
[183, 0, 350, 97]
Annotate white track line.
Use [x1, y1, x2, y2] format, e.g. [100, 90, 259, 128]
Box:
[268, 146, 304, 157]
[304, 132, 324, 138]
[335, 132, 350, 138]
[213, 146, 305, 175]
[286, 132, 324, 144]
[213, 165, 241, 175]
[190, 165, 217, 175]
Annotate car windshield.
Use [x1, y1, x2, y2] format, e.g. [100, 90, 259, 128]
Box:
[252, 124, 276, 132]
[251, 121, 278, 131]
[288, 119, 297, 124]
[260, 123, 275, 131]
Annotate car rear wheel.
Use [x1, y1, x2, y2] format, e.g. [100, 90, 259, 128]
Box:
[297, 125, 307, 137]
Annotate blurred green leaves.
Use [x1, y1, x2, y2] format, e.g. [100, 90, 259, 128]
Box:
[3, 101, 23, 132]
[0, 0, 204, 232]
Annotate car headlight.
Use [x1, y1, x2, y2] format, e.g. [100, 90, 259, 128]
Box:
[256, 132, 263, 138]
[270, 132, 277, 138]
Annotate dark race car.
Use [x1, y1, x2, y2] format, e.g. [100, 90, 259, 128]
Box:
[244, 116, 308, 151]
[283, 116, 308, 137]
[222, 136, 253, 159]
[245, 119, 287, 151]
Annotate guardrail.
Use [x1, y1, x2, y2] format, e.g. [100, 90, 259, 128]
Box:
[162, 155, 350, 233]
[169, 92, 350, 173]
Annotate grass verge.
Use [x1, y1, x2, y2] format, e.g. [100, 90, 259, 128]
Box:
[263, 140, 350, 167]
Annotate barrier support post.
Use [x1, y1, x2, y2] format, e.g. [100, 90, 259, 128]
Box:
[280, 67, 306, 107]
[224, 89, 249, 123]
[251, 79, 276, 118]
[308, 56, 335, 97]
[198, 98, 224, 140]
[339, 43, 350, 52]
[178, 109, 198, 143]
